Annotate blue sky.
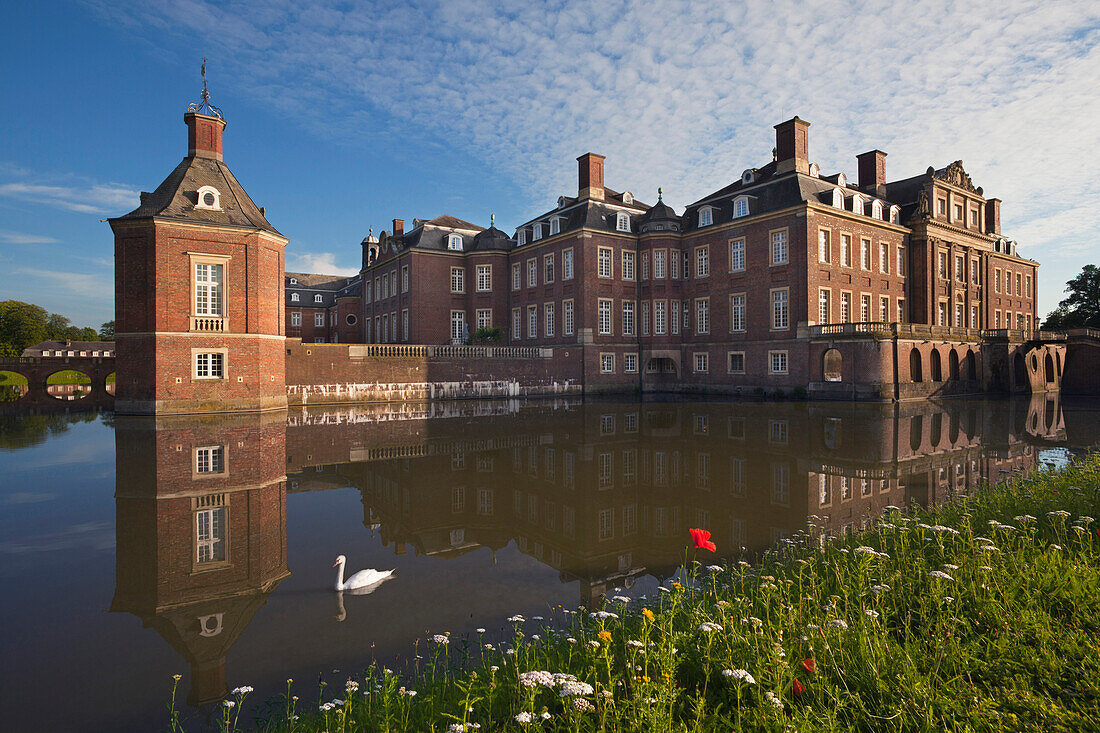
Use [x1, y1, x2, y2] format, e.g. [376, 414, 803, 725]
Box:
[1, 0, 1098, 328]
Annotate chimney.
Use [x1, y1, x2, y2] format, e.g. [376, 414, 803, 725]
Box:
[773, 117, 810, 175]
[392, 218, 404, 237]
[577, 153, 606, 201]
[985, 198, 1001, 235]
[856, 150, 887, 196]
[184, 111, 226, 161]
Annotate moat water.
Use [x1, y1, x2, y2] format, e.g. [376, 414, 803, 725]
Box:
[0, 395, 1097, 731]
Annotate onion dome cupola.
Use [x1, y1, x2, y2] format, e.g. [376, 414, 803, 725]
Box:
[471, 214, 514, 251]
[639, 187, 681, 233]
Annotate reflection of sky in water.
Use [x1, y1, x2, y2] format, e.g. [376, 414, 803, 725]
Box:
[0, 396, 1094, 732]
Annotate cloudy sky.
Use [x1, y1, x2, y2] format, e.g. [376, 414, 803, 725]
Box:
[1, 0, 1097, 326]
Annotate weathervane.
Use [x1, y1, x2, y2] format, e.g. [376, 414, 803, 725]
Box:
[188, 57, 224, 119]
[658, 187, 663, 203]
[490, 213, 495, 228]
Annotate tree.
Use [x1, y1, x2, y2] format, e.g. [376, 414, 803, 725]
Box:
[1043, 265, 1100, 330]
[0, 300, 49, 354]
[99, 320, 115, 339]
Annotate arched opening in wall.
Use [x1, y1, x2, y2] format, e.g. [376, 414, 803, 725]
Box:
[930, 413, 943, 446]
[948, 350, 960, 380]
[909, 349, 923, 383]
[1044, 353, 1055, 384]
[930, 349, 943, 382]
[645, 357, 679, 377]
[1013, 353, 1027, 389]
[105, 372, 116, 396]
[0, 370, 28, 402]
[1046, 398, 1056, 431]
[910, 415, 923, 452]
[823, 349, 842, 382]
[1056, 351, 1062, 377]
[949, 412, 960, 443]
[966, 351, 976, 381]
[46, 370, 91, 400]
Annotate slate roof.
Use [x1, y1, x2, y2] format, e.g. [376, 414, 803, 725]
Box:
[385, 215, 487, 254]
[23, 340, 115, 357]
[112, 155, 282, 236]
[285, 272, 361, 307]
[471, 225, 514, 251]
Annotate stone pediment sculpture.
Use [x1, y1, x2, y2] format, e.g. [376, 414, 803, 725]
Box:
[935, 160, 979, 193]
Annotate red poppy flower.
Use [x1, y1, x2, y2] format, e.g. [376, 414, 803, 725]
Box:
[689, 528, 717, 552]
[792, 678, 806, 696]
[802, 658, 816, 673]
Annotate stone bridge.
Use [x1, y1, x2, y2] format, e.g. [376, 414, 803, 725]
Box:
[0, 355, 116, 407]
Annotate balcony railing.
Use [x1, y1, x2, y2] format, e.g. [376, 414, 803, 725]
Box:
[190, 315, 228, 332]
[810, 322, 1067, 343]
[348, 344, 551, 359]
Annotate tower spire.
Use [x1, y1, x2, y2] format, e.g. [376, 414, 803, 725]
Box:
[188, 57, 224, 119]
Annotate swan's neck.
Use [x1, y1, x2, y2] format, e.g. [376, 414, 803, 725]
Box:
[335, 560, 345, 590]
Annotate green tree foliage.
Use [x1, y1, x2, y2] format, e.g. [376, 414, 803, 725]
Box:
[0, 300, 104, 354]
[99, 320, 115, 339]
[1043, 264, 1100, 330]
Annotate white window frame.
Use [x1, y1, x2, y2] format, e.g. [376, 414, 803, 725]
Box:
[695, 245, 709, 278]
[544, 302, 555, 337]
[771, 288, 789, 330]
[769, 350, 789, 375]
[698, 207, 713, 227]
[512, 263, 521, 290]
[624, 353, 638, 373]
[770, 228, 788, 265]
[598, 247, 613, 279]
[450, 310, 466, 341]
[616, 212, 630, 232]
[729, 238, 745, 272]
[729, 293, 745, 333]
[622, 250, 635, 281]
[563, 248, 574, 280]
[476, 264, 492, 292]
[563, 299, 575, 336]
[290, 311, 301, 327]
[193, 348, 227, 380]
[598, 298, 613, 335]
[451, 267, 465, 293]
[694, 352, 709, 373]
[733, 196, 749, 218]
[695, 297, 710, 334]
[600, 353, 615, 373]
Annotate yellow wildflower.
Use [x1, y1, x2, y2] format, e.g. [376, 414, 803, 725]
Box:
[598, 630, 612, 642]
[642, 608, 655, 622]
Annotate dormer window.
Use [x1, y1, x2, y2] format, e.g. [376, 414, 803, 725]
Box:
[314, 294, 323, 303]
[557, 196, 566, 208]
[733, 196, 749, 218]
[836, 172, 847, 187]
[808, 162, 820, 177]
[550, 217, 561, 235]
[851, 195, 865, 216]
[291, 293, 299, 302]
[532, 223, 542, 241]
[615, 212, 630, 232]
[518, 229, 527, 245]
[832, 189, 844, 208]
[289, 277, 297, 285]
[741, 169, 755, 185]
[195, 185, 221, 210]
[698, 207, 713, 227]
[871, 200, 883, 219]
[622, 191, 634, 205]
[447, 234, 463, 251]
[889, 206, 900, 224]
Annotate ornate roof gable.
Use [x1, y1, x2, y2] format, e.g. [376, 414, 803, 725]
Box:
[934, 160, 979, 194]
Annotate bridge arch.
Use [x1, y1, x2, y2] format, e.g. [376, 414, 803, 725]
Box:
[46, 369, 92, 401]
[0, 370, 28, 402]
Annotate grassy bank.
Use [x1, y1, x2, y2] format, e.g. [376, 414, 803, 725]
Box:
[182, 454, 1100, 732]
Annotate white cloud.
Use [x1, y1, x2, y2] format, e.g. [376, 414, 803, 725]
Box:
[14, 267, 112, 299]
[87, 0, 1100, 313]
[0, 230, 59, 245]
[287, 250, 358, 276]
[0, 180, 138, 215]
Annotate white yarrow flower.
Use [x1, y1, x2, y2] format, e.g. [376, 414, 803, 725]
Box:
[928, 570, 955, 581]
[697, 622, 723, 633]
[514, 712, 533, 724]
[722, 669, 756, 683]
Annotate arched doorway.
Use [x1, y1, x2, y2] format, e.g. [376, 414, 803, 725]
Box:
[1044, 353, 1055, 384]
[0, 370, 28, 402]
[930, 349, 943, 382]
[948, 350, 959, 380]
[965, 351, 976, 381]
[910, 349, 923, 382]
[910, 415, 923, 451]
[823, 349, 842, 382]
[46, 369, 91, 401]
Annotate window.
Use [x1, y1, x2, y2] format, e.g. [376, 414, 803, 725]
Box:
[401, 265, 409, 292]
[994, 310, 1001, 329]
[563, 248, 574, 279]
[841, 235, 852, 267]
[971, 305, 978, 328]
[447, 234, 462, 250]
[616, 212, 630, 232]
[872, 200, 883, 219]
[451, 310, 466, 341]
[938, 301, 948, 326]
[653, 250, 665, 279]
[477, 308, 492, 330]
[897, 246, 906, 277]
[880, 296, 889, 322]
[550, 217, 560, 235]
[527, 259, 537, 287]
[290, 311, 301, 327]
[517, 229, 526, 246]
[654, 300, 666, 335]
[730, 238, 745, 271]
[879, 243, 889, 273]
[622, 300, 636, 336]
[544, 254, 555, 283]
[840, 292, 851, 322]
[897, 299, 905, 323]
[291, 293, 299, 303]
[512, 308, 521, 339]
[476, 264, 492, 291]
[852, 196, 865, 216]
[532, 223, 542, 241]
[315, 336, 325, 343]
[861, 238, 871, 270]
[377, 276, 384, 299]
[728, 351, 745, 373]
[641, 252, 649, 280]
[195, 185, 221, 210]
[671, 300, 680, 334]
[563, 299, 574, 335]
[512, 263, 521, 290]
[890, 206, 900, 224]
[195, 351, 224, 379]
[195, 445, 224, 474]
[769, 351, 788, 374]
[939, 251, 948, 279]
[953, 203, 963, 221]
[598, 247, 613, 278]
[832, 189, 844, 208]
[194, 263, 223, 316]
[818, 289, 830, 324]
[544, 303, 554, 336]
[624, 353, 638, 373]
[402, 309, 409, 339]
[598, 299, 613, 335]
[600, 353, 614, 373]
[771, 289, 789, 330]
[971, 260, 980, 285]
[1016, 273, 1022, 297]
[698, 207, 713, 227]
[1026, 275, 1032, 298]
[314, 312, 325, 327]
[527, 305, 537, 338]
[771, 229, 788, 265]
[733, 197, 749, 217]
[689, 352, 707, 373]
[195, 506, 226, 564]
[622, 250, 635, 280]
[955, 302, 964, 328]
[860, 294, 871, 322]
[818, 230, 831, 263]
[451, 267, 464, 293]
[670, 251, 680, 279]
[937, 197, 946, 216]
[696, 245, 709, 277]
[641, 301, 650, 335]
[695, 297, 710, 334]
[955, 255, 965, 282]
[730, 294, 748, 334]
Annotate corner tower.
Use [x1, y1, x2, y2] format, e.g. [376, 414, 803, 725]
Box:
[108, 69, 288, 414]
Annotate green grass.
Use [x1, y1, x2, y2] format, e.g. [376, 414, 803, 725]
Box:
[175, 454, 1100, 732]
[0, 371, 28, 386]
[46, 369, 91, 385]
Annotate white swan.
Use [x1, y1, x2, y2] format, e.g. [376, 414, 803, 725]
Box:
[332, 555, 394, 592]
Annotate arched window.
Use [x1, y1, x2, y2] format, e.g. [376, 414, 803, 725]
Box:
[966, 350, 976, 380]
[733, 197, 749, 218]
[289, 277, 297, 285]
[550, 217, 561, 235]
[291, 293, 299, 302]
[616, 213, 630, 232]
[808, 162, 820, 177]
[447, 234, 463, 250]
[832, 189, 844, 208]
[930, 349, 943, 381]
[698, 207, 713, 227]
[890, 206, 900, 224]
[949, 350, 960, 380]
[823, 349, 842, 382]
[871, 200, 883, 219]
[910, 349, 923, 382]
[314, 294, 323, 303]
[195, 185, 221, 210]
[910, 415, 923, 451]
[851, 196, 865, 216]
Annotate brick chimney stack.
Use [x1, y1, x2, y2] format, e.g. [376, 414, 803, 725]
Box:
[185, 112, 226, 161]
[985, 199, 1001, 235]
[392, 218, 404, 237]
[774, 117, 810, 175]
[856, 150, 888, 197]
[577, 153, 606, 201]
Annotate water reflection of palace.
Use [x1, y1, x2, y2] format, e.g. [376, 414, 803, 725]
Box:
[109, 396, 1065, 708]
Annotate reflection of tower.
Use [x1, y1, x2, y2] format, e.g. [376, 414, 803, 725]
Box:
[110, 413, 290, 707]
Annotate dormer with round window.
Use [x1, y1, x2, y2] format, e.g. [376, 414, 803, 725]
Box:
[741, 169, 755, 185]
[808, 162, 820, 177]
[836, 172, 847, 187]
[447, 233, 463, 251]
[622, 191, 634, 205]
[195, 185, 221, 211]
[289, 277, 298, 285]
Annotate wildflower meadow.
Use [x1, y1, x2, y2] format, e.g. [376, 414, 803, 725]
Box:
[171, 452, 1100, 731]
